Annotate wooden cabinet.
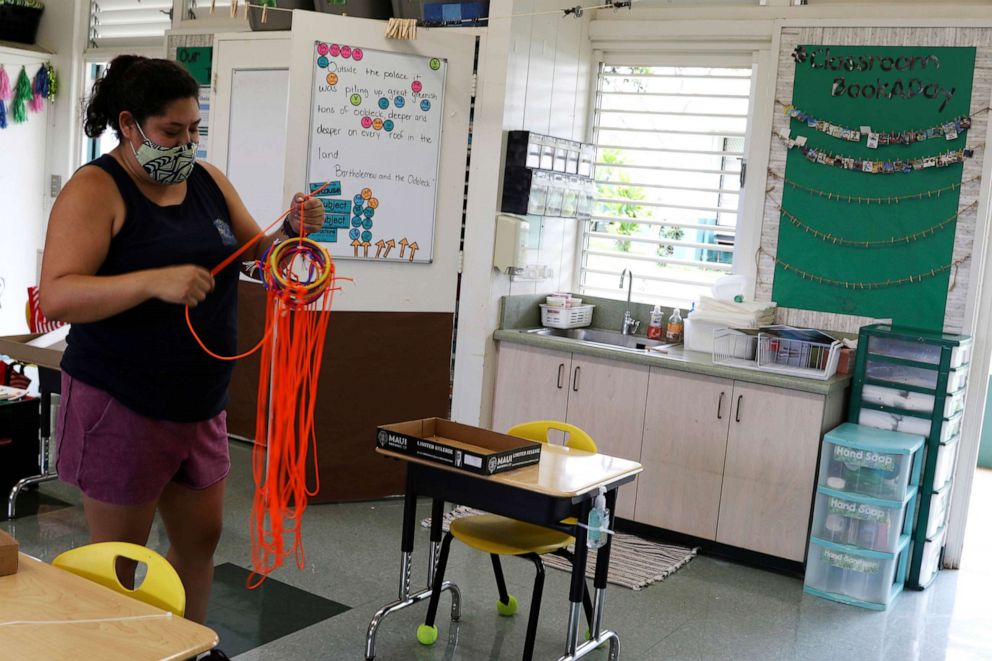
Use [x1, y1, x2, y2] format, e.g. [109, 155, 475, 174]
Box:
[493, 341, 846, 560]
[492, 344, 649, 518]
[715, 382, 834, 561]
[635, 371, 732, 539]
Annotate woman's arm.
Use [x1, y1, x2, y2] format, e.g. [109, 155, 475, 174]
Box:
[39, 166, 214, 323]
[197, 161, 324, 262]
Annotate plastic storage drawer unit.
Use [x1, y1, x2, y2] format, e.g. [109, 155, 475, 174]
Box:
[932, 437, 959, 489]
[860, 384, 966, 418]
[857, 408, 962, 444]
[925, 482, 952, 539]
[804, 535, 911, 610]
[864, 358, 969, 392]
[818, 423, 925, 500]
[867, 335, 971, 369]
[811, 486, 917, 553]
[918, 525, 947, 588]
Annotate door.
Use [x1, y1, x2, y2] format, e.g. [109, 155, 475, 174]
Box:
[492, 344, 570, 434]
[565, 355, 649, 519]
[635, 369, 733, 538]
[210, 35, 291, 230]
[717, 382, 825, 561]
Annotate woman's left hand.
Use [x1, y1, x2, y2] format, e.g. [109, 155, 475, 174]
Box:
[289, 193, 325, 235]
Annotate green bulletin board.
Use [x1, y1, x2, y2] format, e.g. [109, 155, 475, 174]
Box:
[176, 46, 213, 86]
[772, 46, 976, 331]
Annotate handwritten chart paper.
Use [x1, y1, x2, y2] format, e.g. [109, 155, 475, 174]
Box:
[305, 42, 447, 263]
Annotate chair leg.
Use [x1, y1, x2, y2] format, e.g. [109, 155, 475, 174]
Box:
[424, 532, 455, 627]
[521, 553, 545, 661]
[490, 554, 511, 606]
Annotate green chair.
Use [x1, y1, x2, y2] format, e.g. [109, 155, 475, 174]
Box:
[418, 420, 596, 660]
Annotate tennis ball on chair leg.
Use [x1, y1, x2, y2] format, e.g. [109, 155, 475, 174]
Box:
[416, 624, 438, 645]
[496, 594, 519, 616]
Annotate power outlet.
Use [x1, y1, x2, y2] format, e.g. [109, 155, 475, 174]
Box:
[50, 175, 62, 197]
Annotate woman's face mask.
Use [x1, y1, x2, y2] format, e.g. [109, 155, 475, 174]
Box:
[130, 122, 197, 185]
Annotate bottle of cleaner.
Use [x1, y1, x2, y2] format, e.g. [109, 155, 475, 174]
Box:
[666, 307, 684, 343]
[647, 304, 664, 340]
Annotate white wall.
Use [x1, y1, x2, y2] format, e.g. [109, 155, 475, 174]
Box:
[451, 0, 593, 429]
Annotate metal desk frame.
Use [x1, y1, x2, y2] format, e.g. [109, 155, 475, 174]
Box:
[7, 366, 60, 519]
[365, 459, 634, 661]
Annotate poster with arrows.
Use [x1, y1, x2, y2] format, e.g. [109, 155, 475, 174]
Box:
[304, 42, 446, 263]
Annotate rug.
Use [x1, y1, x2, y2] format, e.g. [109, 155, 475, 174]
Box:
[421, 506, 698, 591]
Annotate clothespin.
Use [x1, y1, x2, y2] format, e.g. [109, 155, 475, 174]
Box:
[563, 5, 583, 18]
[211, 0, 216, 14]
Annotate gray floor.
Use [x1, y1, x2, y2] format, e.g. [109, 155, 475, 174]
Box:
[7, 440, 992, 661]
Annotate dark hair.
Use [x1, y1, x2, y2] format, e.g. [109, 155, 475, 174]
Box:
[84, 55, 200, 139]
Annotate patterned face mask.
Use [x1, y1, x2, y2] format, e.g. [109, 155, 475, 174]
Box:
[130, 122, 197, 184]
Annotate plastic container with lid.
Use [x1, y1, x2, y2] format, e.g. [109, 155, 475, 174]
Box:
[817, 423, 925, 500]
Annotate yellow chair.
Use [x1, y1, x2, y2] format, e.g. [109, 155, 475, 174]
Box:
[418, 420, 596, 660]
[53, 542, 186, 617]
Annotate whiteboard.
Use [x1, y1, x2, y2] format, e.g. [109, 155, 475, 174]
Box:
[305, 43, 446, 263]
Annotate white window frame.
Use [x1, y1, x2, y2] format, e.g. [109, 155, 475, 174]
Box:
[572, 50, 767, 307]
[576, 49, 769, 308]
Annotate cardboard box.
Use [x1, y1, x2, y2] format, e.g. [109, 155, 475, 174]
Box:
[0, 333, 65, 371]
[377, 418, 542, 475]
[0, 528, 19, 576]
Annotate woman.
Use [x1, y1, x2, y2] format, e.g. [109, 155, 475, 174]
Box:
[40, 55, 323, 645]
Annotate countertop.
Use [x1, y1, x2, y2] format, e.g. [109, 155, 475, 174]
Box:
[493, 328, 851, 396]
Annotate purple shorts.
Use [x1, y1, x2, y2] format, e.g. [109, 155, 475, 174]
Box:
[55, 372, 231, 506]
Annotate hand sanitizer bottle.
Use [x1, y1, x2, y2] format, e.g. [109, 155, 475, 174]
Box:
[647, 305, 664, 340]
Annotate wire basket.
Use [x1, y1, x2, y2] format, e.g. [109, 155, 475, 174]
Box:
[712, 328, 759, 367]
[756, 333, 841, 379]
[540, 304, 594, 329]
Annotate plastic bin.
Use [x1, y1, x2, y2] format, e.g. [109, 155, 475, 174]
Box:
[925, 482, 952, 539]
[860, 384, 966, 418]
[811, 486, 916, 553]
[857, 408, 962, 444]
[918, 525, 946, 588]
[540, 304, 594, 329]
[804, 535, 910, 610]
[0, 4, 43, 44]
[248, 0, 314, 30]
[865, 358, 968, 392]
[933, 437, 959, 488]
[867, 335, 971, 369]
[818, 423, 924, 500]
[316, 0, 392, 19]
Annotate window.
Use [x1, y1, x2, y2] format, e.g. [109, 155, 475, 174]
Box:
[88, 0, 172, 49]
[580, 64, 754, 307]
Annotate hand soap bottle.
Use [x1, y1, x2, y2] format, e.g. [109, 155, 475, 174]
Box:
[647, 305, 664, 340]
[666, 307, 684, 343]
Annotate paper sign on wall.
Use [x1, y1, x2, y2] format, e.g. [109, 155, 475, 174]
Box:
[305, 42, 446, 263]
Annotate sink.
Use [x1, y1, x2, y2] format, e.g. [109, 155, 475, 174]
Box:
[523, 327, 675, 352]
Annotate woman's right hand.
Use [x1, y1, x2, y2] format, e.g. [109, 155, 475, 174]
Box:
[151, 265, 215, 306]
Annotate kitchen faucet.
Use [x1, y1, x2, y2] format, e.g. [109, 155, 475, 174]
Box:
[619, 269, 639, 335]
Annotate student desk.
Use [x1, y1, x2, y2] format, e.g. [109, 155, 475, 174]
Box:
[0, 553, 217, 660]
[366, 444, 642, 661]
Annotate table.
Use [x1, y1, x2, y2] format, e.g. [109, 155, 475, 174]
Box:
[0, 553, 217, 660]
[366, 444, 642, 661]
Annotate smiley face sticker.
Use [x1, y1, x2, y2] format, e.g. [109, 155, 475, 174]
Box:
[429, 58, 441, 70]
[394, 96, 405, 108]
[368, 197, 379, 209]
[317, 56, 329, 68]
[378, 97, 389, 110]
[317, 43, 329, 56]
[411, 80, 422, 93]
[361, 188, 373, 200]
[420, 100, 431, 112]
[341, 45, 353, 58]
[350, 93, 362, 106]
[326, 72, 338, 86]
[329, 44, 341, 57]
[361, 116, 373, 129]
[372, 118, 384, 130]
[352, 48, 363, 61]
[383, 120, 394, 132]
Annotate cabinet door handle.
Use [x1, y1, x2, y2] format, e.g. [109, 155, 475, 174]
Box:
[735, 395, 743, 423]
[557, 363, 565, 389]
[717, 392, 725, 419]
[572, 366, 581, 392]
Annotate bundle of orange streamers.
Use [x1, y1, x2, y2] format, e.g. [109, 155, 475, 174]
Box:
[185, 184, 342, 587]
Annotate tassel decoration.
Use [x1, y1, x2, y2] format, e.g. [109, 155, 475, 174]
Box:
[0, 65, 10, 102]
[45, 64, 57, 102]
[29, 64, 47, 112]
[0, 101, 7, 129]
[12, 66, 32, 124]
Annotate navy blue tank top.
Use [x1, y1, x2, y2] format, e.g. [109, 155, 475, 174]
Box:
[61, 155, 239, 422]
